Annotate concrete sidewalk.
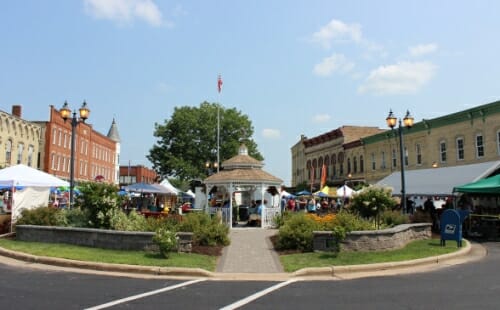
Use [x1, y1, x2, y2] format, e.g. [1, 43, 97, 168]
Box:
[216, 228, 284, 273]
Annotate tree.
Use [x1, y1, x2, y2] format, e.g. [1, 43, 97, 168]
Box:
[148, 102, 263, 181]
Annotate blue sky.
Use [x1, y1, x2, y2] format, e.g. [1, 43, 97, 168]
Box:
[2, 1, 500, 185]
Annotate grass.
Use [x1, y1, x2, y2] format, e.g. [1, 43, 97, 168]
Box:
[0, 239, 217, 271]
[280, 238, 466, 272]
[0, 238, 465, 274]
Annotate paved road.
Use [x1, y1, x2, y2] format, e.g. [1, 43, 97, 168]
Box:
[0, 241, 498, 309]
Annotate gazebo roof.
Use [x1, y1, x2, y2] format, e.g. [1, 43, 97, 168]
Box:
[204, 144, 282, 186]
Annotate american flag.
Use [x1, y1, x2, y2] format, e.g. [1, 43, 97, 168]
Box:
[217, 75, 223, 93]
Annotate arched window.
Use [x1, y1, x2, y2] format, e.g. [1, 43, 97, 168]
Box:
[5, 139, 12, 165]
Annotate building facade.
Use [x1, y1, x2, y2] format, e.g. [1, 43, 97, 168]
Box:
[291, 100, 500, 188]
[35, 105, 119, 184]
[119, 165, 158, 186]
[291, 126, 384, 189]
[0, 105, 41, 168]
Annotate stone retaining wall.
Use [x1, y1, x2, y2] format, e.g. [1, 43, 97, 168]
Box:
[15, 225, 193, 252]
[313, 223, 432, 252]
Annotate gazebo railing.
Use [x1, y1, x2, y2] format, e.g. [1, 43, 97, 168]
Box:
[209, 207, 231, 226]
[262, 206, 281, 228]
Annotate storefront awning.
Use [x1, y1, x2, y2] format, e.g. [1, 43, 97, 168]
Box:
[375, 161, 500, 196]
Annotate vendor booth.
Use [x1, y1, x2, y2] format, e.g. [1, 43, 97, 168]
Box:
[453, 174, 500, 239]
[0, 164, 69, 233]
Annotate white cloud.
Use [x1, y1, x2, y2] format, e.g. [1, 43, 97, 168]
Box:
[358, 61, 437, 95]
[409, 43, 438, 57]
[311, 19, 362, 49]
[84, 0, 165, 27]
[262, 129, 281, 139]
[313, 53, 354, 77]
[312, 114, 331, 123]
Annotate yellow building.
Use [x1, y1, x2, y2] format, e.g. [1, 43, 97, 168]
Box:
[0, 106, 41, 168]
[291, 100, 500, 189]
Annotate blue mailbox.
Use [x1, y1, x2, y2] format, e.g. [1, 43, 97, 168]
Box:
[440, 209, 467, 247]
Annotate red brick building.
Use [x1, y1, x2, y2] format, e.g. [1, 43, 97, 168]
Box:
[35, 105, 119, 184]
[119, 165, 158, 186]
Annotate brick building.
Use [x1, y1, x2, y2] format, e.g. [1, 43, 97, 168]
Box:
[35, 105, 119, 184]
[119, 164, 158, 186]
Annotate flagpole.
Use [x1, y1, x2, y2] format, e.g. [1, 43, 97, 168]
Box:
[217, 74, 223, 173]
[217, 87, 220, 173]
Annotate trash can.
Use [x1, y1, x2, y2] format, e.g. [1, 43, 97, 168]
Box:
[239, 205, 249, 221]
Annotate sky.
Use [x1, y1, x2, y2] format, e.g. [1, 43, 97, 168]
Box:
[2, 1, 500, 186]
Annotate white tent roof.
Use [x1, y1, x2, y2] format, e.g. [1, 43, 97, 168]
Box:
[159, 179, 180, 195]
[0, 164, 69, 187]
[337, 185, 355, 197]
[376, 160, 500, 196]
[185, 189, 195, 197]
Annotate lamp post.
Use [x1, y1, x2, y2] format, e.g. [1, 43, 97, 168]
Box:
[205, 161, 218, 176]
[60, 101, 90, 208]
[386, 109, 414, 213]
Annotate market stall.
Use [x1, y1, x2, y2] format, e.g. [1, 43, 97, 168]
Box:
[453, 174, 500, 239]
[0, 164, 69, 233]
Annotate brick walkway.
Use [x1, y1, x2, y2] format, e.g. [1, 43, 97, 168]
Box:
[216, 228, 284, 273]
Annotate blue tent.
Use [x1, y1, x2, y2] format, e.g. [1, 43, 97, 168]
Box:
[295, 190, 311, 196]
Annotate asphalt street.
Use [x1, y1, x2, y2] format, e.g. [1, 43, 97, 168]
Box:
[0, 241, 498, 309]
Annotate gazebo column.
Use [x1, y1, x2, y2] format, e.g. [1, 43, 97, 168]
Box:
[228, 182, 234, 229]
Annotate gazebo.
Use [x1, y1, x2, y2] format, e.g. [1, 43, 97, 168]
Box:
[203, 144, 283, 228]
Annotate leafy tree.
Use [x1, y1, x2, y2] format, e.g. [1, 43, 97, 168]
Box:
[148, 101, 263, 181]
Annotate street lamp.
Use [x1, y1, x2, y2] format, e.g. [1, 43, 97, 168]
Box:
[205, 161, 218, 176]
[386, 109, 414, 213]
[60, 101, 90, 208]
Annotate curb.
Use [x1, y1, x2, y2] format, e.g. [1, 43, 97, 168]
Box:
[292, 239, 473, 278]
[0, 239, 479, 280]
[0, 246, 214, 278]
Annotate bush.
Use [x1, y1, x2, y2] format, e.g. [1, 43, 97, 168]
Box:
[350, 186, 397, 219]
[177, 213, 229, 246]
[16, 206, 60, 226]
[379, 210, 410, 227]
[57, 208, 91, 228]
[75, 181, 123, 229]
[277, 213, 319, 252]
[152, 228, 178, 258]
[331, 210, 376, 232]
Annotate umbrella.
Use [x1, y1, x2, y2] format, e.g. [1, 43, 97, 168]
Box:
[313, 191, 330, 198]
[123, 182, 171, 194]
[295, 190, 311, 196]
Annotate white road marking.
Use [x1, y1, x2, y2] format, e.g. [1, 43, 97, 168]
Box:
[84, 279, 205, 310]
[219, 279, 297, 310]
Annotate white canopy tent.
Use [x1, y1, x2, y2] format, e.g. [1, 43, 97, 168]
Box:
[337, 185, 355, 198]
[0, 164, 69, 223]
[159, 179, 180, 195]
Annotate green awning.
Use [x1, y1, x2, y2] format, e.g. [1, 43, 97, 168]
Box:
[453, 174, 500, 194]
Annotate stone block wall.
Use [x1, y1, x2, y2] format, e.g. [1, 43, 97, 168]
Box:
[15, 225, 193, 252]
[313, 223, 431, 252]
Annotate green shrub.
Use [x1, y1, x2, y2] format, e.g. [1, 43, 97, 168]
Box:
[277, 213, 319, 252]
[16, 206, 60, 226]
[152, 228, 178, 258]
[61, 208, 91, 228]
[177, 212, 229, 246]
[75, 181, 123, 229]
[331, 210, 376, 232]
[379, 210, 410, 227]
[350, 186, 397, 219]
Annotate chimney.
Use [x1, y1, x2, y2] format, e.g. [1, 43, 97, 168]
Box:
[12, 105, 22, 118]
